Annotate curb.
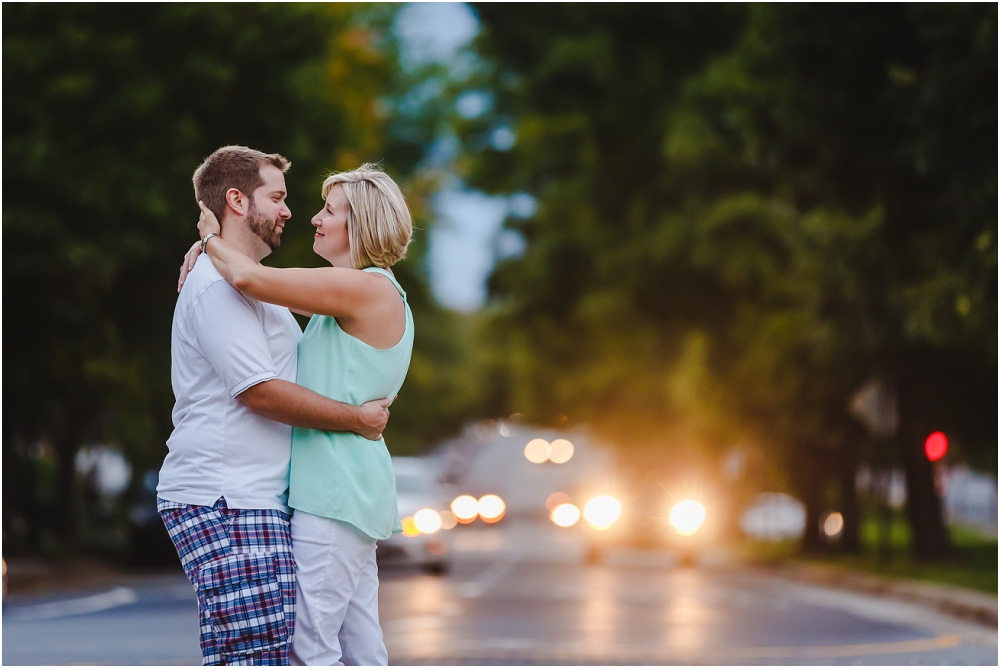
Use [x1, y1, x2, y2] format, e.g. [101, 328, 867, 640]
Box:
[761, 561, 997, 627]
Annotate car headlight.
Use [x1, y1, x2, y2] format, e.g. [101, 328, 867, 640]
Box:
[477, 494, 506, 523]
[550, 503, 581, 527]
[413, 508, 442, 534]
[583, 496, 621, 530]
[450, 495, 479, 523]
[669, 500, 706, 536]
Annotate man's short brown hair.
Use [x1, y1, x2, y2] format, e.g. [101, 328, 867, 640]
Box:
[192, 146, 290, 221]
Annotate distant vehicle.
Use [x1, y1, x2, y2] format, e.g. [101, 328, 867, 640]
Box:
[549, 472, 725, 566]
[378, 457, 452, 574]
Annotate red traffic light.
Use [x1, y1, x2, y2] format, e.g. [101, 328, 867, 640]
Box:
[924, 431, 948, 462]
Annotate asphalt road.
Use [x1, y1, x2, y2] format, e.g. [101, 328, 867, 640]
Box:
[5, 427, 995, 665]
[3, 520, 997, 666]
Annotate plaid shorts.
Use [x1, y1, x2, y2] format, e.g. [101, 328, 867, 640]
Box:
[158, 497, 296, 666]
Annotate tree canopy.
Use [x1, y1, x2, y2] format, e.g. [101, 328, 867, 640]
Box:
[459, 3, 996, 558]
[2, 3, 471, 550]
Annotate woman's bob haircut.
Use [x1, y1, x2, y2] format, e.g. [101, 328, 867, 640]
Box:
[321, 164, 412, 270]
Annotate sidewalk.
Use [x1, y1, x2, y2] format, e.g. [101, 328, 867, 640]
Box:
[758, 560, 997, 627]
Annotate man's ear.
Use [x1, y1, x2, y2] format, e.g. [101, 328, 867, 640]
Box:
[225, 188, 248, 218]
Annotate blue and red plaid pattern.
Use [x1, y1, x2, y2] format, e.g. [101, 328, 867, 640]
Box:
[159, 497, 296, 666]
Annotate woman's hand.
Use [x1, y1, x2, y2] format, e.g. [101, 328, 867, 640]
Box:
[197, 200, 221, 238]
[178, 240, 202, 293]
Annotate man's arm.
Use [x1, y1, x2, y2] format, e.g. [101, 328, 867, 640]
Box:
[239, 379, 389, 440]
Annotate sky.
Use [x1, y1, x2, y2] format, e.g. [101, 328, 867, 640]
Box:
[395, 3, 519, 312]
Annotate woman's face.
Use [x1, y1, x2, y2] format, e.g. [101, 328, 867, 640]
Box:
[312, 184, 352, 266]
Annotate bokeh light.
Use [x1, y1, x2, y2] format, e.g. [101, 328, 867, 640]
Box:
[583, 496, 621, 531]
[548, 439, 575, 464]
[414, 508, 442, 534]
[822, 511, 844, 537]
[439, 510, 457, 530]
[669, 500, 706, 536]
[524, 438, 551, 464]
[550, 503, 581, 527]
[545, 491, 572, 511]
[924, 431, 948, 461]
[451, 495, 479, 523]
[478, 494, 506, 523]
[401, 516, 421, 537]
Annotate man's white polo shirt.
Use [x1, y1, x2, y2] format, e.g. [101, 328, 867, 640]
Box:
[157, 254, 301, 512]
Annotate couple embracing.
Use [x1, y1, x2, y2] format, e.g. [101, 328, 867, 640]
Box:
[157, 146, 413, 665]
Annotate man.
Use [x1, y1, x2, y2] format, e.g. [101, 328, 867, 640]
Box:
[157, 146, 390, 666]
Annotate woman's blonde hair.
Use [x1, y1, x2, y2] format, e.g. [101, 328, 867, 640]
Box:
[321, 164, 412, 269]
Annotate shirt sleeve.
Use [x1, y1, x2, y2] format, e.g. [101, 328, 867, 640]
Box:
[191, 280, 278, 397]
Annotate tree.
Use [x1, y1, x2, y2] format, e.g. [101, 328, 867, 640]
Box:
[2, 3, 467, 551]
[459, 3, 996, 559]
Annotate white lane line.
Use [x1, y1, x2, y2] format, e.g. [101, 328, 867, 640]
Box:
[7, 586, 138, 621]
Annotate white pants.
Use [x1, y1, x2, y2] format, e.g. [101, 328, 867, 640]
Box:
[289, 511, 388, 666]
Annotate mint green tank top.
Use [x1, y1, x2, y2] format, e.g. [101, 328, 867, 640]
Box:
[288, 267, 413, 540]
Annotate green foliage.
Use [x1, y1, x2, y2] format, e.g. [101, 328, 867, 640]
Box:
[2, 3, 470, 549]
[813, 524, 998, 594]
[459, 4, 996, 555]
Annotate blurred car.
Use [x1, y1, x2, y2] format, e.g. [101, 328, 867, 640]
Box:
[550, 471, 725, 566]
[377, 457, 452, 574]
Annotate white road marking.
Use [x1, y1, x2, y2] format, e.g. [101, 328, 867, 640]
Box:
[7, 587, 138, 621]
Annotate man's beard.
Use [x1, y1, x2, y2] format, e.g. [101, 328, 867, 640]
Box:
[247, 200, 282, 251]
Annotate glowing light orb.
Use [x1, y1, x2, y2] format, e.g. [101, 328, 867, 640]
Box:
[545, 491, 572, 511]
[548, 439, 575, 464]
[439, 510, 457, 530]
[401, 516, 421, 537]
[583, 496, 622, 531]
[669, 500, 706, 536]
[413, 508, 442, 534]
[524, 438, 551, 464]
[478, 494, 506, 523]
[550, 503, 581, 527]
[822, 511, 844, 537]
[451, 495, 480, 523]
[924, 431, 948, 462]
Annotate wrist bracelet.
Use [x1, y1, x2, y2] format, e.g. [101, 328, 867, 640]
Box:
[201, 233, 220, 253]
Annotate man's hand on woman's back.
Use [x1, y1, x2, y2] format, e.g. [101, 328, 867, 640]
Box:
[238, 379, 391, 440]
[357, 397, 391, 440]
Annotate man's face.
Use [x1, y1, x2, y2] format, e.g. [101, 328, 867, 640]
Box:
[247, 165, 291, 251]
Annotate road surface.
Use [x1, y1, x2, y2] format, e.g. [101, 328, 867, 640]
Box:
[5, 426, 995, 664]
[4, 520, 996, 665]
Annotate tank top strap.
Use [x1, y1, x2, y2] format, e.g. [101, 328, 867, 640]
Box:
[363, 266, 407, 302]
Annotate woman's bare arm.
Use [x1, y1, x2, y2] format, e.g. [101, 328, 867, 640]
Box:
[197, 201, 385, 319]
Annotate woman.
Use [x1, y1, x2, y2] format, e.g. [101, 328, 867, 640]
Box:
[195, 164, 413, 666]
